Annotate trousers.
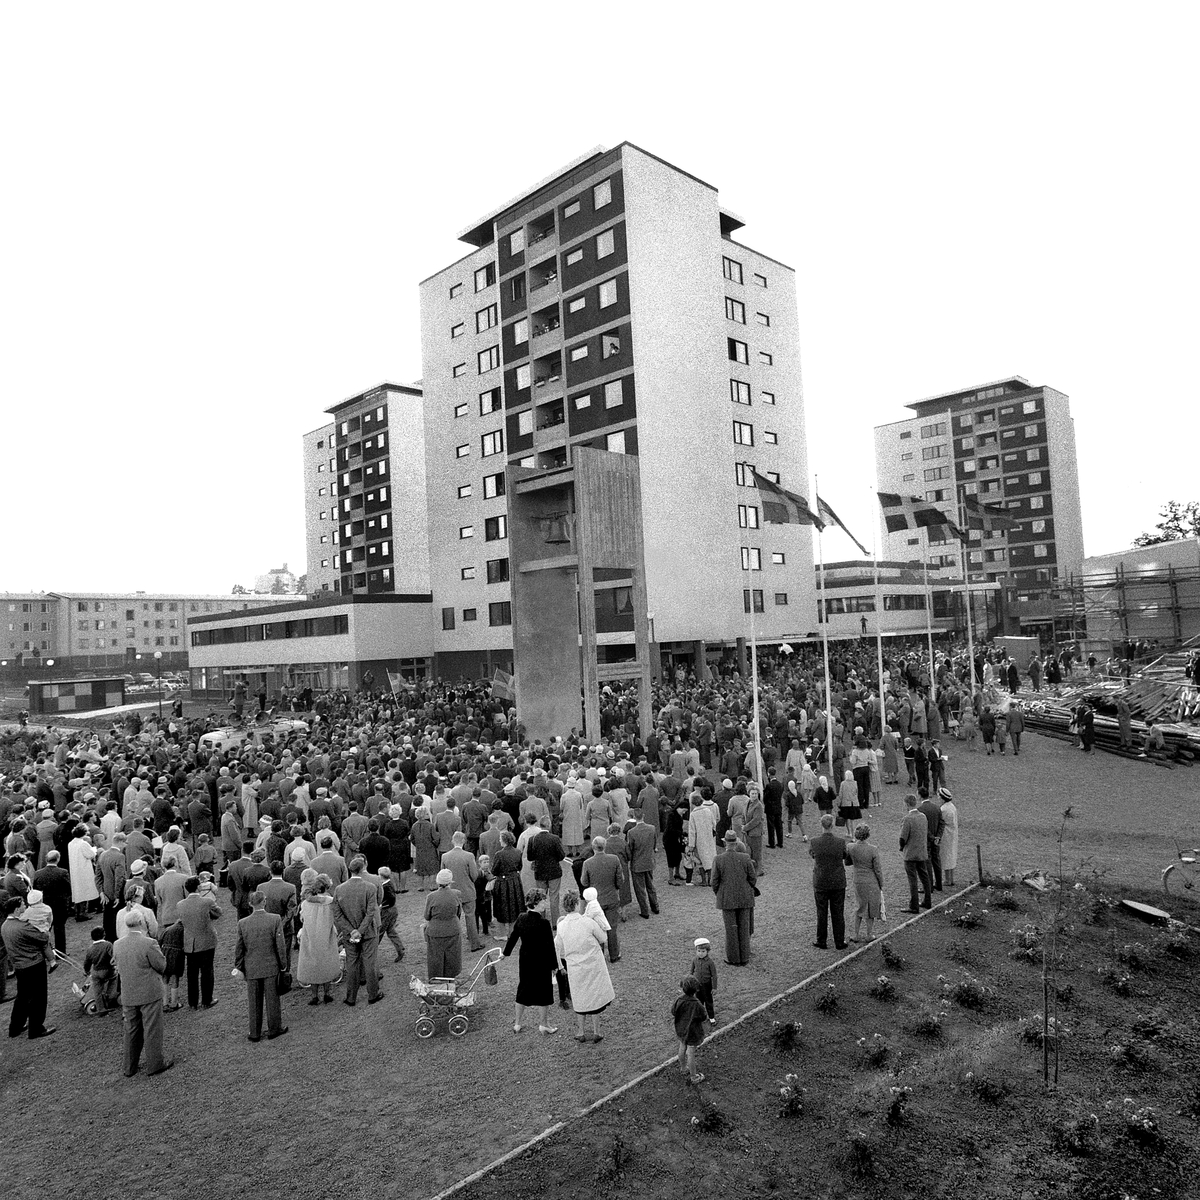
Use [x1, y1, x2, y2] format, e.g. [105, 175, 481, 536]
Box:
[813, 887, 846, 949]
[631, 870, 659, 918]
[904, 859, 933, 908]
[9, 963, 49, 1037]
[379, 907, 406, 959]
[185, 948, 216, 1007]
[721, 907, 753, 964]
[602, 904, 621, 962]
[343, 935, 380, 1003]
[927, 839, 943, 889]
[459, 896, 485, 951]
[245, 975, 283, 1038]
[122, 999, 166, 1075]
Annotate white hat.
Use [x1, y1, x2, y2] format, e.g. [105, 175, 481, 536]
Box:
[693, 937, 710, 948]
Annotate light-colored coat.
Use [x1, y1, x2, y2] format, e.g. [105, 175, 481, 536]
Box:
[939, 800, 959, 869]
[554, 912, 615, 1014]
[68, 836, 99, 903]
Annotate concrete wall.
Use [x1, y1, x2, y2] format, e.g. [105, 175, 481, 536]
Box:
[384, 390, 433, 596]
[303, 421, 337, 593]
[1043, 386, 1085, 578]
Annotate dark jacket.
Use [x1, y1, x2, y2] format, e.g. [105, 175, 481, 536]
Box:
[710, 845, 757, 910]
[234, 909, 287, 979]
[808, 831, 850, 891]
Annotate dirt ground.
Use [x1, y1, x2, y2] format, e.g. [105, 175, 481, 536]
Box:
[2, 729, 1197, 1200]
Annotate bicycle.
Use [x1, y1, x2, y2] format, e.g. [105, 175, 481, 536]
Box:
[1162, 843, 1200, 897]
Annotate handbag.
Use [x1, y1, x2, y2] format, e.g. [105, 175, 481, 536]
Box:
[555, 966, 571, 1009]
[277, 970, 293, 996]
[484, 961, 498, 986]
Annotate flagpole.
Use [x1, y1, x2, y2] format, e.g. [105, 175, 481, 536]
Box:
[922, 528, 935, 685]
[816, 474, 835, 778]
[957, 495, 978, 702]
[748, 581, 764, 786]
[872, 485, 886, 737]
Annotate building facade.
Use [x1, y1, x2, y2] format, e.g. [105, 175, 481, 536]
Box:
[874, 377, 1085, 634]
[416, 142, 816, 679]
[815, 559, 968, 640]
[2, 591, 278, 673]
[302, 382, 430, 600]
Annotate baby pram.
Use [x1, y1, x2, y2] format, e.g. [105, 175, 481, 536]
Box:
[407, 947, 502, 1038]
[55, 949, 115, 1016]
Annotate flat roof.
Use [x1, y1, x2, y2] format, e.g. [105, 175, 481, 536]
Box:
[325, 381, 421, 417]
[906, 376, 1032, 416]
[46, 591, 277, 601]
[187, 592, 433, 625]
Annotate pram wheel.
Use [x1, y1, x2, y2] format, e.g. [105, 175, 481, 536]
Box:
[85, 1001, 99, 1016]
[415, 1016, 436, 1039]
[448, 1014, 469, 1038]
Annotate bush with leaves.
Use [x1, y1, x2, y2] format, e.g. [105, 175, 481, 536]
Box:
[770, 1019, 802, 1051]
[869, 974, 897, 1002]
[886, 1085, 912, 1127]
[1108, 1040, 1154, 1072]
[988, 887, 1021, 912]
[962, 1071, 1009, 1104]
[1122, 1102, 1164, 1150]
[839, 1132, 876, 1180]
[1051, 1113, 1100, 1156]
[1099, 965, 1132, 996]
[855, 1033, 890, 1068]
[813, 983, 838, 1014]
[909, 1003, 948, 1039]
[777, 1074, 806, 1118]
[1009, 922, 1043, 963]
[950, 901, 988, 930]
[1020, 1013, 1068, 1048]
[1116, 942, 1151, 971]
[879, 941, 908, 971]
[690, 1105, 729, 1134]
[940, 970, 991, 1010]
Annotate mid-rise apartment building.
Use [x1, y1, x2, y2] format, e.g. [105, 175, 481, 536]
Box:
[302, 382, 430, 599]
[874, 378, 1084, 621]
[418, 142, 816, 678]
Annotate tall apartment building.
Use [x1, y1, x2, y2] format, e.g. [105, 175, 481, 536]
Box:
[418, 142, 816, 678]
[302, 382, 430, 599]
[874, 376, 1085, 627]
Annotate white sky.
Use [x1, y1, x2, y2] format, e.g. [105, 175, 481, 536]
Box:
[2, 3, 1196, 592]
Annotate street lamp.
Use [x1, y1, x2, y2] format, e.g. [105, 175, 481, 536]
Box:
[154, 650, 163, 722]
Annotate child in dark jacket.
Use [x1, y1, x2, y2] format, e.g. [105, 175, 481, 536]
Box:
[672, 975, 709, 1084]
[689, 937, 718, 1024]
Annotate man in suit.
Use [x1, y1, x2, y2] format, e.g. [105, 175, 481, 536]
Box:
[580, 836, 624, 963]
[332, 856, 383, 1006]
[234, 889, 288, 1042]
[228, 847, 271, 919]
[176, 876, 222, 1009]
[2, 896, 55, 1039]
[711, 829, 757, 965]
[918, 791, 944, 891]
[526, 826, 567, 929]
[310, 835, 348, 888]
[32, 849, 71, 955]
[808, 813, 850, 950]
[154, 859, 189, 927]
[626, 808, 659, 921]
[260, 859, 298, 971]
[440, 832, 484, 951]
[340, 802, 369, 865]
[98, 834, 127, 942]
[112, 910, 171, 1075]
[899, 793, 932, 912]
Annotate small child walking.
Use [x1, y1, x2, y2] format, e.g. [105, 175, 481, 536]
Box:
[672, 975, 709, 1084]
[689, 936, 718, 1024]
[82, 927, 119, 1013]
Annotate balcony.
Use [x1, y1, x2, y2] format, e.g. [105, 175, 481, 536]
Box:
[529, 257, 559, 295]
[532, 302, 561, 339]
[535, 399, 565, 432]
[532, 350, 562, 393]
[526, 212, 556, 249]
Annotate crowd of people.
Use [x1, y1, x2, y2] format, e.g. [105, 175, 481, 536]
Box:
[0, 633, 1002, 1080]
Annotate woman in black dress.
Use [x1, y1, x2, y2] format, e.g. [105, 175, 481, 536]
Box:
[502, 889, 558, 1035]
[489, 830, 526, 938]
[664, 800, 688, 885]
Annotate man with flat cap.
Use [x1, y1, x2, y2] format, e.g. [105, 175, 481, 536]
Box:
[710, 829, 757, 965]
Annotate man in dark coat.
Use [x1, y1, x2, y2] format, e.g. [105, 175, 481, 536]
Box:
[918, 791, 944, 891]
[32, 849, 72, 954]
[2, 896, 55, 1039]
[711, 830, 757, 965]
[808, 814, 850, 950]
[332, 857, 382, 1006]
[234, 890, 288, 1041]
[176, 876, 222, 1009]
[626, 809, 659, 921]
[579, 836, 624, 963]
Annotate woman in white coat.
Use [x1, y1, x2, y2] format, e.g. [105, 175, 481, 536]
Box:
[553, 890, 615, 1042]
[68, 825, 99, 919]
[938, 787, 960, 887]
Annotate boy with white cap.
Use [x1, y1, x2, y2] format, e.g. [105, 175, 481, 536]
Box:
[689, 936, 718, 1024]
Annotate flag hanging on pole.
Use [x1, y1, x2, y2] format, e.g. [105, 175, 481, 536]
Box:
[386, 669, 404, 696]
[491, 667, 516, 702]
[816, 494, 869, 556]
[961, 493, 1021, 532]
[754, 474, 825, 528]
[877, 492, 968, 541]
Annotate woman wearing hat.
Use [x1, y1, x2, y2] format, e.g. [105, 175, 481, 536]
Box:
[502, 889, 557, 1034]
[938, 788, 959, 887]
[422, 869, 464, 979]
[409, 806, 439, 891]
[553, 890, 614, 1043]
[847, 824, 883, 943]
[296, 872, 341, 1004]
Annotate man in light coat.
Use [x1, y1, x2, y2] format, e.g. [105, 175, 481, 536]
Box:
[112, 910, 172, 1076]
[440, 832, 484, 951]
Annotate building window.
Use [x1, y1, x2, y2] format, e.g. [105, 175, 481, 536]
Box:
[593, 179, 612, 208]
[601, 333, 620, 358]
[489, 601, 512, 626]
[474, 262, 495, 292]
[563, 199, 581, 218]
[319, 535, 328, 544]
[742, 588, 765, 614]
[481, 430, 504, 457]
[317, 464, 324, 473]
[1028, 471, 1043, 485]
[450, 282, 463, 298]
[517, 410, 534, 435]
[457, 484, 473, 499]
[453, 362, 467, 378]
[770, 552, 786, 565]
[565, 248, 584, 267]
[763, 431, 778, 445]
[728, 338, 748, 364]
[758, 351, 773, 366]
[774, 592, 788, 605]
[574, 392, 591, 409]
[740, 546, 762, 571]
[722, 256, 743, 284]
[1022, 400, 1038, 414]
[1029, 495, 1045, 509]
[1032, 518, 1047, 533]
[730, 379, 751, 405]
[476, 304, 498, 333]
[462, 608, 477, 622]
[920, 422, 947, 438]
[568, 295, 586, 313]
[737, 504, 760, 529]
[733, 420, 754, 446]
[486, 557, 510, 584]
[761, 391, 775, 405]
[480, 387, 502, 414]
[453, 402, 468, 419]
[603, 379, 623, 408]
[483, 471, 505, 499]
[459, 526, 474, 539]
[509, 229, 525, 255]
[442, 607, 456, 631]
[1023, 423, 1039, 438]
[1027, 447, 1041, 462]
[509, 275, 526, 304]
[319, 510, 327, 520]
[451, 322, 465, 339]
[461, 566, 476, 580]
[478, 345, 500, 373]
[1034, 544, 1049, 558]
[900, 452, 913, 461]
[511, 317, 529, 345]
[756, 312, 770, 326]
[455, 443, 470, 458]
[605, 430, 626, 454]
[596, 229, 615, 258]
[599, 279, 618, 308]
[569, 344, 588, 362]
[515, 364, 531, 390]
[485, 515, 508, 541]
[725, 297, 746, 323]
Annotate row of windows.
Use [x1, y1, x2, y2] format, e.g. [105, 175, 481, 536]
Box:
[722, 257, 768, 288]
[742, 589, 787, 613]
[9, 622, 50, 632]
[443, 600, 511, 629]
[729, 379, 776, 406]
[454, 430, 505, 459]
[740, 547, 801, 571]
[732, 421, 778, 447]
[191, 614, 350, 647]
[455, 471, 506, 501]
[458, 515, 508, 542]
[725, 297, 771, 326]
[728, 338, 773, 367]
[7, 602, 51, 613]
[77, 636, 179, 649]
[78, 618, 177, 631]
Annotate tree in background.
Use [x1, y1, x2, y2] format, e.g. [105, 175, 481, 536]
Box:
[232, 583, 249, 594]
[1132, 501, 1200, 547]
[270, 575, 286, 594]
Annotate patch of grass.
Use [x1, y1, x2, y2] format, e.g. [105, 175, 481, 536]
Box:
[963, 1071, 1009, 1104]
[838, 1132, 877, 1181]
[1130, 1011, 1169, 1041]
[1152, 923, 1196, 960]
[980, 871, 1017, 889]
[944, 939, 975, 966]
[1115, 942, 1151, 971]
